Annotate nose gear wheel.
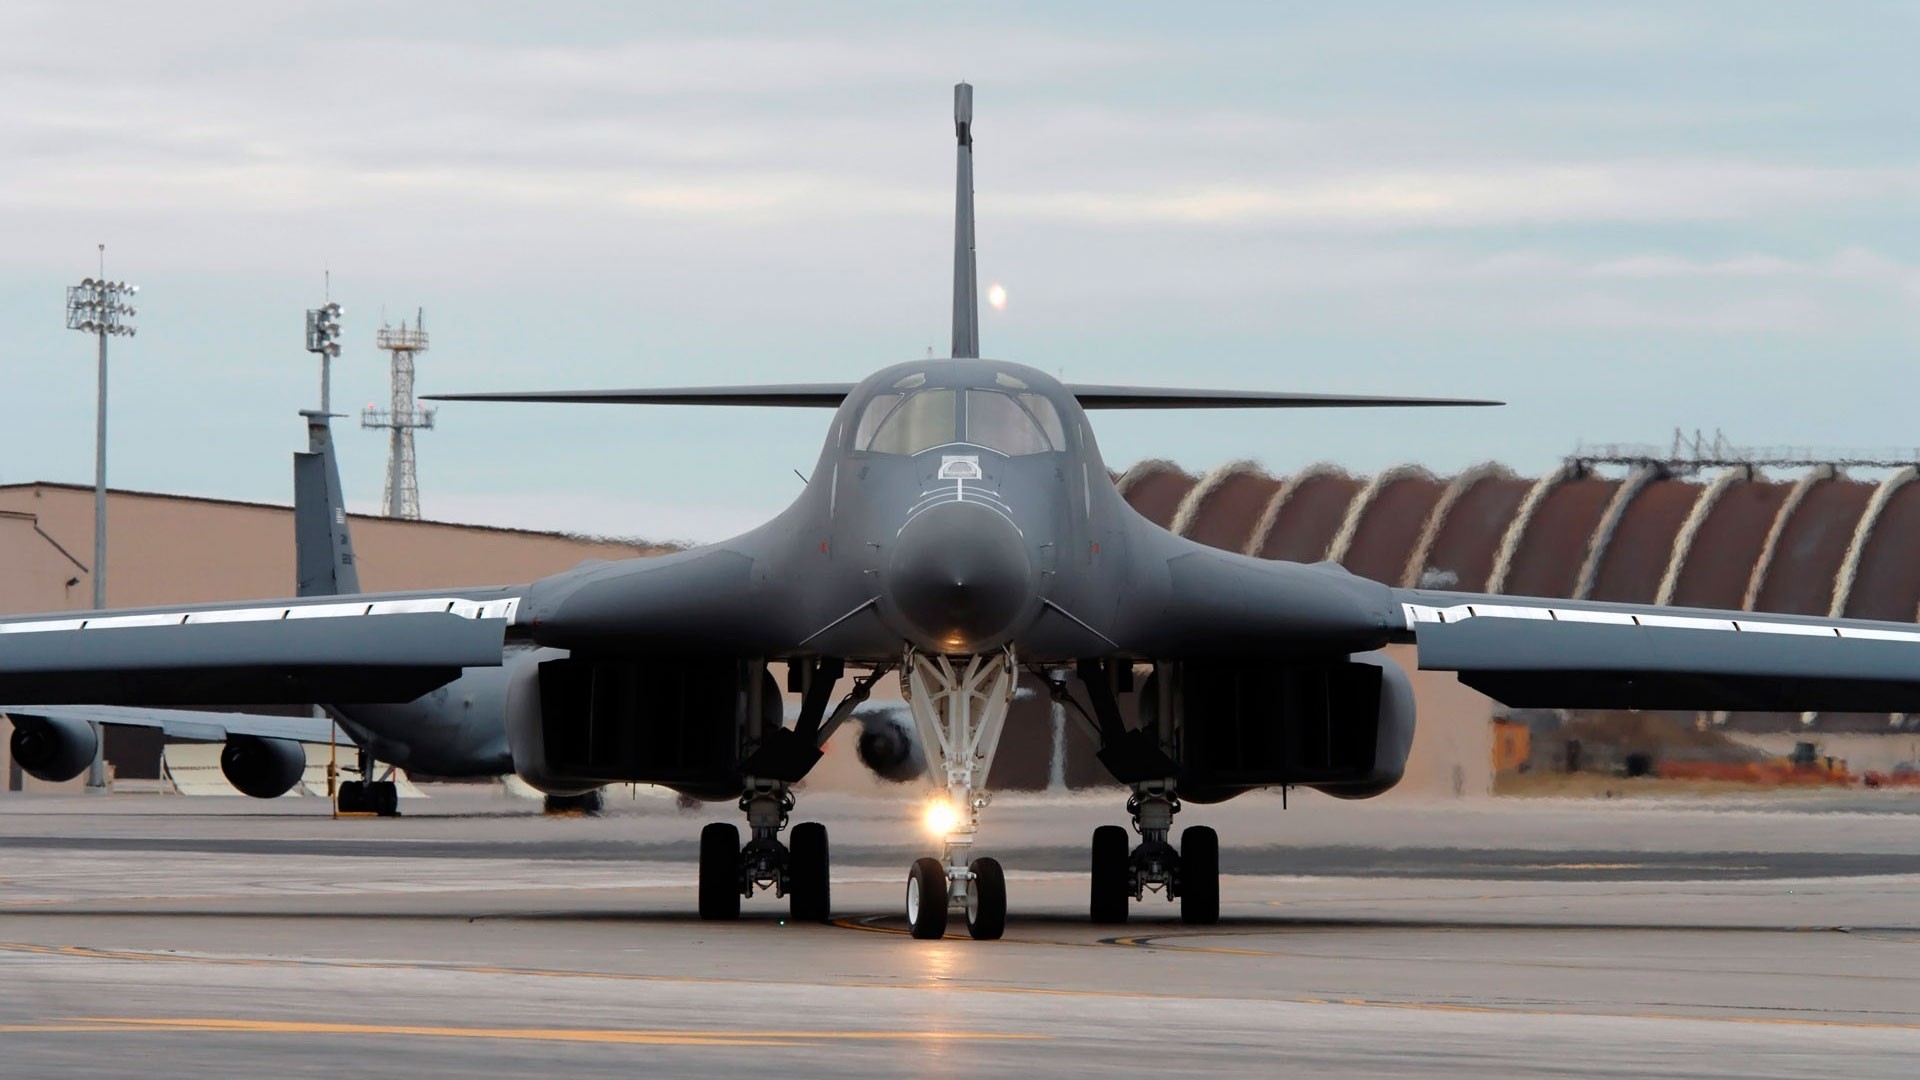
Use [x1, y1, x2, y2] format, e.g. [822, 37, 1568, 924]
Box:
[900, 648, 1016, 940]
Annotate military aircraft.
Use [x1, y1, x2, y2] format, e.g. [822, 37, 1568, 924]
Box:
[4, 406, 595, 816]
[7, 84, 1920, 941]
[0, 413, 367, 802]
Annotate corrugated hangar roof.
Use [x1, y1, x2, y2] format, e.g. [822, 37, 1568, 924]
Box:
[1117, 459, 1920, 733]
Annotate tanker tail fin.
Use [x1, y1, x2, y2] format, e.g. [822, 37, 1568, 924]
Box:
[294, 410, 361, 597]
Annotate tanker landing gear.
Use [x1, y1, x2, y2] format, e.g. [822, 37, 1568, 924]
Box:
[335, 747, 399, 817]
[543, 789, 604, 815]
[697, 784, 832, 924]
[900, 649, 1016, 940]
[1089, 786, 1219, 926]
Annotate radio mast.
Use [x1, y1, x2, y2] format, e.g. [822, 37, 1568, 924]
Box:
[361, 309, 435, 519]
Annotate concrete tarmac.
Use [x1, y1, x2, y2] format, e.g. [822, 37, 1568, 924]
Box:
[0, 789, 1916, 1077]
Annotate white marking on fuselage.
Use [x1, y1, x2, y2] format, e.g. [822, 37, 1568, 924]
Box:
[900, 477, 1021, 536]
[938, 455, 983, 480]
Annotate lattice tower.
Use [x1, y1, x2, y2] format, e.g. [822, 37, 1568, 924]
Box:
[362, 309, 436, 519]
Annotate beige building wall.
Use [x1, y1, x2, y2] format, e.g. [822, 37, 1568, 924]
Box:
[1383, 644, 1496, 800]
[0, 482, 674, 616]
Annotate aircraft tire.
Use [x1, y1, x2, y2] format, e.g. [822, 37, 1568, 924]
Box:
[1179, 825, 1220, 926]
[335, 781, 367, 815]
[966, 857, 1006, 940]
[371, 781, 400, 818]
[1090, 825, 1130, 925]
[543, 790, 604, 816]
[906, 857, 949, 939]
[788, 821, 831, 923]
[699, 822, 742, 921]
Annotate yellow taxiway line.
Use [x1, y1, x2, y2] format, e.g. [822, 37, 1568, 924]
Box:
[0, 1017, 1045, 1047]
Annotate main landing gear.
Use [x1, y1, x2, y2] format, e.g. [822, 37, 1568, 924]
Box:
[1089, 786, 1219, 926]
[696, 664, 885, 925]
[335, 746, 399, 817]
[900, 649, 1016, 940]
[697, 784, 832, 923]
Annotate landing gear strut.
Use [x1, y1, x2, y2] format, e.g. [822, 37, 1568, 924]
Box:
[695, 663, 887, 924]
[1088, 785, 1218, 925]
[901, 649, 1015, 940]
[696, 783, 832, 924]
[335, 747, 399, 817]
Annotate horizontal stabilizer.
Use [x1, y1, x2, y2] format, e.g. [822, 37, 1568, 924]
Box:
[429, 383, 1500, 411]
[1065, 386, 1501, 409]
[426, 385, 857, 408]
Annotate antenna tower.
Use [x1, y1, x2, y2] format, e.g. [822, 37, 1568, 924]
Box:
[362, 309, 436, 519]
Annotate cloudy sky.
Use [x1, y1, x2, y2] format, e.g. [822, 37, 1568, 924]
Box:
[1, 2, 1914, 542]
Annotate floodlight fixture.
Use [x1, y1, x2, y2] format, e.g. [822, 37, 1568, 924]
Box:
[64, 252, 139, 791]
[306, 297, 348, 412]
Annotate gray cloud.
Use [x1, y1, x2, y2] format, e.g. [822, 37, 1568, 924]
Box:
[0, 1, 1913, 541]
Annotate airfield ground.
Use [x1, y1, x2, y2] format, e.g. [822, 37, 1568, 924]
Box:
[0, 789, 1915, 1077]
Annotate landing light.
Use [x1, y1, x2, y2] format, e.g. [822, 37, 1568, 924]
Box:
[923, 798, 961, 837]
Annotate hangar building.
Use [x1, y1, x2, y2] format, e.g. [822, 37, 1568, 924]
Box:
[1118, 456, 1920, 734]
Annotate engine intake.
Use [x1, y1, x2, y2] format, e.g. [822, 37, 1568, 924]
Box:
[219, 735, 308, 799]
[7, 713, 99, 783]
[1135, 651, 1415, 802]
[508, 654, 777, 800]
[854, 706, 925, 784]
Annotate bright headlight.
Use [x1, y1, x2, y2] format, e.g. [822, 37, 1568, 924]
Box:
[923, 798, 960, 837]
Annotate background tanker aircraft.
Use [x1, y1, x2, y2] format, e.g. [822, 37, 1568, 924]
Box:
[5, 400, 912, 812]
[8, 84, 1920, 940]
[4, 407, 605, 814]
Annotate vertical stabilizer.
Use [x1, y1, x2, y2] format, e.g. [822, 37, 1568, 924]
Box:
[294, 410, 362, 597]
[951, 82, 979, 359]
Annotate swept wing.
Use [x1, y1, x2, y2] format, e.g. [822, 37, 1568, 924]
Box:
[3, 704, 349, 745]
[0, 593, 521, 706]
[1393, 589, 1920, 712]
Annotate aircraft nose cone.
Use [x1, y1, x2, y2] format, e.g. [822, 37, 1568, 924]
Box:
[887, 501, 1034, 653]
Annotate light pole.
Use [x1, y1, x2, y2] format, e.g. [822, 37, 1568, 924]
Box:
[305, 300, 343, 413]
[65, 253, 136, 790]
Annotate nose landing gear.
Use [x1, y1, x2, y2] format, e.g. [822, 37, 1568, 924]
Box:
[901, 649, 1016, 940]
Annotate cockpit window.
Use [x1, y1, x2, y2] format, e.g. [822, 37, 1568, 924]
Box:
[865, 389, 958, 455]
[965, 390, 1054, 456]
[1020, 393, 1067, 450]
[854, 393, 902, 448]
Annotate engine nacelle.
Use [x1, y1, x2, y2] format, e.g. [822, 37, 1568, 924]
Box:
[507, 653, 777, 801]
[7, 714, 99, 783]
[219, 735, 308, 799]
[1308, 652, 1415, 800]
[853, 705, 925, 784]
[1137, 651, 1416, 802]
